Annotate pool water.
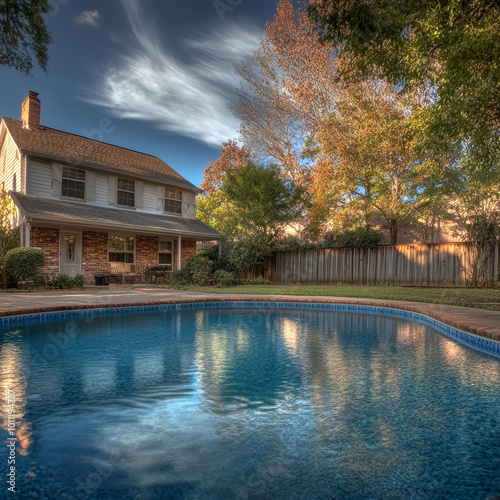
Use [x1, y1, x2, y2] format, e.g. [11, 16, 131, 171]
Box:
[1, 306, 499, 499]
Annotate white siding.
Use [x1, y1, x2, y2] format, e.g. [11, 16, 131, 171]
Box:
[95, 173, 108, 205]
[183, 191, 197, 219]
[26, 160, 52, 196]
[0, 130, 21, 192]
[20, 150, 200, 220]
[143, 183, 159, 212]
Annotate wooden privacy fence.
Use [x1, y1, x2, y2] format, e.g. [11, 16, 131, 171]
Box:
[264, 243, 500, 286]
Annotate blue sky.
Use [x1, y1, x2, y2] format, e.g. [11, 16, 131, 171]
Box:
[0, 0, 284, 187]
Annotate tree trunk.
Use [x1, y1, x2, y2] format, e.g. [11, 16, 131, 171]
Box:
[388, 219, 398, 245]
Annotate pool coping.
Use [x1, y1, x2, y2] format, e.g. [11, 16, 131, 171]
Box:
[0, 294, 499, 342]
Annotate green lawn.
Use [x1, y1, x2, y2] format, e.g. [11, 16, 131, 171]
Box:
[187, 284, 500, 311]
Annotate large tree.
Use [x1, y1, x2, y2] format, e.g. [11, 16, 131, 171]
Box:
[200, 140, 253, 194]
[308, 0, 500, 162]
[308, 79, 435, 244]
[197, 140, 253, 236]
[231, 0, 341, 187]
[0, 0, 52, 74]
[233, 0, 441, 243]
[221, 163, 303, 243]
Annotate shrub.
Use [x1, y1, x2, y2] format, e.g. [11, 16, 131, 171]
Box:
[323, 228, 383, 248]
[213, 269, 238, 287]
[169, 255, 214, 289]
[169, 268, 192, 289]
[0, 227, 20, 285]
[4, 247, 45, 284]
[51, 274, 85, 289]
[186, 255, 213, 286]
[242, 276, 272, 285]
[231, 237, 272, 276]
[51, 274, 73, 289]
[465, 214, 500, 245]
[199, 237, 236, 273]
[201, 236, 274, 278]
[73, 274, 85, 287]
[273, 235, 316, 251]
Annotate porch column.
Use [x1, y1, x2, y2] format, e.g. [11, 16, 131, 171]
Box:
[25, 222, 31, 247]
[20, 221, 24, 247]
[177, 235, 182, 270]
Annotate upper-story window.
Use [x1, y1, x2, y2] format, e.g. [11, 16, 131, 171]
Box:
[62, 167, 85, 199]
[165, 187, 182, 214]
[117, 178, 135, 207]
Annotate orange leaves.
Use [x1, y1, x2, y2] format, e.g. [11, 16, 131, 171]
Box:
[200, 140, 253, 193]
[232, 0, 342, 185]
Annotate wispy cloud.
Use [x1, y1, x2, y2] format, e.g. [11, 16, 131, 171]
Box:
[75, 10, 100, 28]
[85, 0, 261, 146]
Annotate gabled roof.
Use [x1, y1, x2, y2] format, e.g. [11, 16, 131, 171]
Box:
[2, 117, 200, 192]
[13, 193, 220, 240]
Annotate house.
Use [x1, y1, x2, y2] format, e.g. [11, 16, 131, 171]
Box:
[0, 91, 220, 283]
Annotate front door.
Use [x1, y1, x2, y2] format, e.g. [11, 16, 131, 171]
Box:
[60, 232, 82, 276]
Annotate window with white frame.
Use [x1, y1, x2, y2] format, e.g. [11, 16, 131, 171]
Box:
[158, 240, 173, 268]
[62, 167, 85, 199]
[108, 235, 135, 263]
[164, 187, 182, 214]
[117, 178, 135, 207]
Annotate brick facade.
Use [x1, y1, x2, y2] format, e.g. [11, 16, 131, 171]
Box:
[174, 239, 197, 268]
[135, 237, 197, 271]
[30, 228, 199, 284]
[135, 236, 159, 272]
[82, 231, 109, 284]
[30, 227, 59, 278]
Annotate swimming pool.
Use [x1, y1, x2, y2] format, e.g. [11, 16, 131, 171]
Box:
[1, 302, 499, 499]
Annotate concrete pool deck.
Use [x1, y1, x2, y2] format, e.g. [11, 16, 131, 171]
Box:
[0, 288, 499, 341]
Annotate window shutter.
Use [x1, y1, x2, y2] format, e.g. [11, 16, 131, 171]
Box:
[185, 192, 196, 217]
[108, 176, 117, 205]
[135, 181, 143, 209]
[51, 163, 62, 197]
[86, 171, 96, 201]
[157, 186, 164, 211]
[182, 191, 189, 214]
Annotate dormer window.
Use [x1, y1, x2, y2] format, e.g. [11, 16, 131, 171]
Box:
[164, 187, 182, 214]
[117, 178, 135, 207]
[62, 167, 85, 199]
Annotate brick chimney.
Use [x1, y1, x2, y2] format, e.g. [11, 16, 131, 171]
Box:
[21, 91, 41, 129]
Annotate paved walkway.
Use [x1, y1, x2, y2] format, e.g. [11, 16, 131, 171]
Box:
[0, 288, 499, 340]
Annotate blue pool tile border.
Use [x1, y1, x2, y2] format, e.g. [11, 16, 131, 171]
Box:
[1, 301, 499, 359]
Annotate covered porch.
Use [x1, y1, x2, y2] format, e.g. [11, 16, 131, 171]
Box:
[12, 193, 220, 285]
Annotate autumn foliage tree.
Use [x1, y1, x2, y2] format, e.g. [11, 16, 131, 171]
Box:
[231, 0, 341, 188]
[309, 80, 435, 244]
[221, 163, 303, 243]
[197, 140, 253, 236]
[232, 0, 440, 243]
[308, 0, 500, 172]
[200, 140, 253, 194]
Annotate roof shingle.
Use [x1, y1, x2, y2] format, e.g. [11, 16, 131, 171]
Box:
[13, 193, 220, 240]
[3, 117, 199, 191]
